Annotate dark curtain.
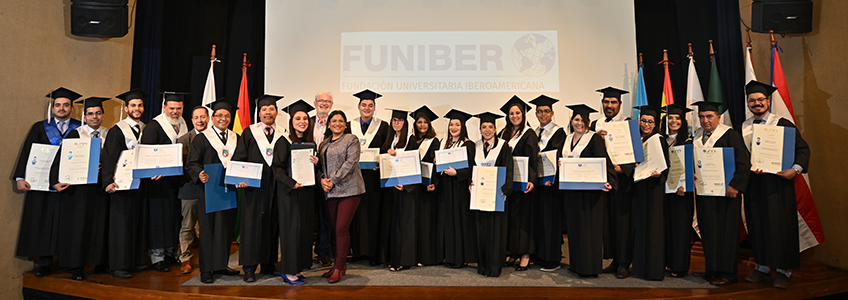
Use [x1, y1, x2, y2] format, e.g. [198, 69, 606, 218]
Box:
[130, 0, 163, 123]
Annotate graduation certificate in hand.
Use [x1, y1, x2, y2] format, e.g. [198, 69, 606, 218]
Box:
[133, 144, 183, 178]
[750, 124, 795, 174]
[470, 166, 506, 212]
[694, 147, 736, 197]
[58, 138, 101, 185]
[633, 134, 668, 182]
[25, 143, 60, 191]
[559, 157, 607, 190]
[379, 150, 422, 187]
[603, 120, 644, 165]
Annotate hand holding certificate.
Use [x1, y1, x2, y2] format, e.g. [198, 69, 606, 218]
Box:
[379, 150, 422, 187]
[435, 147, 468, 172]
[559, 157, 607, 190]
[114, 150, 140, 191]
[538, 150, 557, 185]
[665, 145, 694, 193]
[603, 120, 644, 165]
[133, 144, 183, 178]
[512, 156, 529, 191]
[633, 135, 668, 182]
[750, 124, 795, 174]
[694, 147, 736, 197]
[225, 161, 263, 187]
[25, 143, 60, 191]
[470, 166, 506, 212]
[58, 138, 102, 185]
[291, 143, 316, 186]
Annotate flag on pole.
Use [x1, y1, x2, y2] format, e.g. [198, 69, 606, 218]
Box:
[660, 52, 674, 110]
[770, 38, 825, 251]
[685, 51, 705, 135]
[233, 54, 251, 134]
[632, 59, 648, 118]
[744, 48, 756, 120]
[201, 45, 219, 113]
[707, 52, 731, 126]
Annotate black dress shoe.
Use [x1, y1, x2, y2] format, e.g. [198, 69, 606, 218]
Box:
[214, 268, 240, 276]
[259, 264, 276, 275]
[110, 269, 133, 279]
[152, 261, 170, 272]
[34, 266, 52, 277]
[200, 272, 214, 284]
[71, 268, 86, 281]
[164, 255, 180, 266]
[243, 272, 256, 282]
[616, 266, 631, 279]
[447, 263, 465, 269]
[602, 261, 618, 274]
[504, 257, 517, 267]
[773, 273, 791, 289]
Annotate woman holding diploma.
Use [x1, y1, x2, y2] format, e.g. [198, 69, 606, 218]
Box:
[498, 96, 539, 271]
[660, 104, 694, 278]
[630, 106, 669, 281]
[560, 104, 614, 277]
[408, 106, 441, 266]
[472, 112, 513, 277]
[432, 109, 478, 269]
[380, 108, 418, 272]
[317, 110, 366, 283]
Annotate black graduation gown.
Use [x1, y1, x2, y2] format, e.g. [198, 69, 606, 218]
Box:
[433, 140, 477, 265]
[591, 119, 636, 265]
[631, 133, 670, 280]
[475, 140, 514, 277]
[500, 128, 539, 255]
[345, 119, 389, 262]
[101, 124, 148, 270]
[407, 136, 441, 266]
[50, 129, 109, 268]
[533, 127, 566, 264]
[270, 137, 317, 274]
[696, 128, 750, 280]
[381, 138, 420, 269]
[231, 127, 280, 267]
[563, 133, 617, 276]
[746, 118, 809, 270]
[139, 121, 182, 250]
[185, 133, 237, 273]
[664, 135, 695, 274]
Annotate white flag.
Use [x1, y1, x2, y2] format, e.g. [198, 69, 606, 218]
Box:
[685, 55, 704, 134]
[744, 47, 757, 120]
[201, 61, 217, 110]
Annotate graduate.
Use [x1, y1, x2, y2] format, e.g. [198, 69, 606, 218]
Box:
[185, 99, 240, 284]
[381, 108, 418, 272]
[472, 112, 514, 277]
[560, 104, 615, 277]
[14, 87, 82, 277]
[690, 101, 750, 285]
[529, 95, 567, 272]
[741, 81, 810, 289]
[660, 104, 695, 278]
[630, 105, 669, 281]
[231, 94, 286, 282]
[345, 89, 390, 265]
[408, 106, 441, 266]
[432, 109, 477, 269]
[498, 96, 539, 271]
[270, 99, 319, 285]
[49, 97, 110, 281]
[102, 89, 147, 279]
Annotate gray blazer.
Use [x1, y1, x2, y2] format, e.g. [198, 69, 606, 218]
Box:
[318, 133, 365, 198]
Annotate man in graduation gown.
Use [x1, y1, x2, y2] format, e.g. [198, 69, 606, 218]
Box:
[102, 89, 147, 279]
[344, 89, 390, 265]
[186, 99, 240, 284]
[176, 106, 209, 274]
[140, 92, 189, 272]
[740, 81, 810, 289]
[50, 97, 110, 281]
[312, 91, 334, 267]
[691, 101, 751, 285]
[529, 95, 567, 271]
[590, 86, 636, 278]
[14, 87, 82, 277]
[231, 94, 285, 282]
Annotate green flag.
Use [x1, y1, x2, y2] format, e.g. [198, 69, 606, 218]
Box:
[707, 54, 731, 125]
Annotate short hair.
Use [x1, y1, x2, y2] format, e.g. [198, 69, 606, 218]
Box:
[315, 91, 334, 101]
[192, 106, 209, 115]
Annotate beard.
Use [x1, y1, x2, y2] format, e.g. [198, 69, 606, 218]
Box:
[166, 115, 182, 125]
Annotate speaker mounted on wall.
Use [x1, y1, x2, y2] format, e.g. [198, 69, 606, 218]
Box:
[751, 0, 813, 34]
[70, 0, 129, 38]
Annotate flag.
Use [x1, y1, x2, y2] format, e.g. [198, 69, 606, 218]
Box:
[770, 41, 825, 251]
[661, 58, 674, 109]
[685, 54, 705, 135]
[232, 60, 251, 134]
[201, 57, 218, 112]
[632, 63, 648, 118]
[707, 53, 731, 126]
[744, 46, 757, 120]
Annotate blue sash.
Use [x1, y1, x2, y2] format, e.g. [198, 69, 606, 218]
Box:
[44, 118, 81, 146]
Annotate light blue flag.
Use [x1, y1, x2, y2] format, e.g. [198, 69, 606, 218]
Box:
[632, 65, 649, 118]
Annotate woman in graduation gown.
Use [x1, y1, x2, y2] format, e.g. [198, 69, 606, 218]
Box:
[271, 100, 319, 285]
[498, 96, 539, 271]
[630, 106, 670, 281]
[407, 106, 441, 267]
[472, 112, 514, 277]
[560, 104, 614, 277]
[432, 109, 477, 268]
[661, 104, 694, 278]
[380, 108, 418, 271]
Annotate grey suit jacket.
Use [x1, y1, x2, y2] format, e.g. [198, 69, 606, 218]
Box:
[318, 133, 365, 198]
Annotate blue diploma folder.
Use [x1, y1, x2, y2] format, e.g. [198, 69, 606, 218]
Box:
[203, 163, 238, 213]
[85, 138, 102, 184]
[627, 119, 646, 163]
[683, 144, 695, 192]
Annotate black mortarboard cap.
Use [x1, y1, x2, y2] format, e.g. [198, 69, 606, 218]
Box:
[115, 88, 148, 102]
[443, 109, 472, 123]
[499, 95, 530, 115]
[529, 95, 559, 108]
[745, 80, 778, 96]
[206, 98, 236, 115]
[635, 105, 661, 120]
[256, 94, 284, 108]
[411, 105, 438, 122]
[664, 103, 692, 116]
[161, 91, 188, 103]
[690, 101, 721, 112]
[595, 86, 629, 100]
[75, 97, 108, 110]
[353, 89, 382, 102]
[474, 112, 504, 124]
[47, 87, 82, 101]
[282, 99, 314, 115]
[386, 108, 409, 120]
[566, 104, 598, 118]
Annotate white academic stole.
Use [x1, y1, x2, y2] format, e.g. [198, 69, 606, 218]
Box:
[116, 119, 143, 150]
[693, 124, 731, 148]
[418, 137, 434, 160]
[441, 137, 469, 150]
[475, 138, 506, 167]
[741, 113, 781, 151]
[537, 123, 562, 149]
[76, 125, 108, 148]
[154, 114, 187, 144]
[506, 125, 532, 149]
[563, 130, 595, 158]
[202, 128, 238, 168]
[350, 117, 382, 147]
[249, 123, 285, 166]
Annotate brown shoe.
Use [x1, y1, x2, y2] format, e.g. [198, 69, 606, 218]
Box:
[615, 266, 631, 279]
[744, 270, 771, 283]
[773, 273, 791, 289]
[709, 277, 736, 285]
[180, 261, 192, 274]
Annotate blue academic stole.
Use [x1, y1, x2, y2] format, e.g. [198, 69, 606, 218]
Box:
[44, 118, 81, 146]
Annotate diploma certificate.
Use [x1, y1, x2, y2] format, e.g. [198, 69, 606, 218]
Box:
[603, 120, 645, 165]
[559, 157, 607, 190]
[469, 166, 506, 212]
[114, 150, 140, 191]
[25, 143, 60, 191]
[360, 148, 379, 169]
[750, 124, 795, 174]
[225, 161, 263, 188]
[58, 138, 101, 185]
[133, 144, 183, 178]
[512, 156, 529, 191]
[379, 150, 422, 187]
[421, 162, 434, 186]
[204, 163, 238, 213]
[633, 135, 668, 182]
[538, 150, 557, 185]
[665, 145, 694, 193]
[694, 147, 736, 197]
[435, 147, 469, 172]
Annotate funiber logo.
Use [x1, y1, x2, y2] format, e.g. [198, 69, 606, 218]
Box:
[511, 33, 556, 77]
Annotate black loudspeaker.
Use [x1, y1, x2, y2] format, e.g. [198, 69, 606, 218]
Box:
[751, 0, 813, 34]
[70, 1, 129, 38]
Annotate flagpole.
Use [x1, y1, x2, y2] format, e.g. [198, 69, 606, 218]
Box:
[709, 39, 714, 61]
[770, 30, 776, 85]
[746, 28, 753, 62]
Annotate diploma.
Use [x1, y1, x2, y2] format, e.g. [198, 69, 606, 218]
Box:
[538, 150, 557, 185]
[203, 163, 238, 213]
[512, 156, 529, 191]
[58, 138, 101, 185]
[114, 149, 140, 191]
[225, 161, 263, 187]
[25, 143, 60, 191]
[559, 157, 607, 190]
[603, 120, 645, 165]
[435, 147, 468, 172]
[291, 143, 316, 186]
[379, 150, 422, 187]
[469, 166, 506, 212]
[665, 145, 694, 193]
[750, 124, 796, 174]
[633, 135, 668, 182]
[359, 148, 379, 169]
[421, 162, 434, 186]
[694, 147, 736, 197]
[133, 144, 183, 178]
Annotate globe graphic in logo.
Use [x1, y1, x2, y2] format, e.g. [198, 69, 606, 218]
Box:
[511, 33, 556, 76]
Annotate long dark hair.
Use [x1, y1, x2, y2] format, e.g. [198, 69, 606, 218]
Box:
[413, 114, 437, 143]
[320, 110, 347, 150]
[444, 118, 469, 149]
[288, 110, 315, 144]
[639, 113, 661, 142]
[660, 113, 691, 145]
[501, 104, 527, 141]
[382, 117, 408, 151]
[569, 113, 591, 133]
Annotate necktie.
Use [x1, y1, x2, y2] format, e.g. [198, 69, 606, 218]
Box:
[172, 124, 180, 133]
[753, 119, 763, 124]
[537, 127, 544, 137]
[92, 130, 100, 138]
[702, 131, 712, 144]
[265, 126, 274, 143]
[605, 117, 613, 122]
[59, 121, 67, 134]
[220, 131, 228, 144]
[483, 141, 491, 157]
[132, 124, 140, 139]
[361, 121, 370, 134]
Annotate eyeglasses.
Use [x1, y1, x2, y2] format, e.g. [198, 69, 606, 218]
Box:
[316, 99, 333, 103]
[536, 109, 552, 114]
[213, 114, 231, 119]
[85, 111, 103, 116]
[748, 97, 768, 103]
[639, 119, 655, 124]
